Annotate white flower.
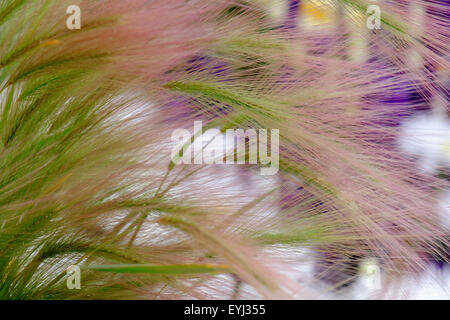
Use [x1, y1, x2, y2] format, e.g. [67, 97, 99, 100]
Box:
[256, 0, 289, 23]
[438, 190, 450, 231]
[398, 111, 450, 175]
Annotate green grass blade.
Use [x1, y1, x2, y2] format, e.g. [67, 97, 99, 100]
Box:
[85, 264, 232, 275]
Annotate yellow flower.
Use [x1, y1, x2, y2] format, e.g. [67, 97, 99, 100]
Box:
[300, 0, 335, 28]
